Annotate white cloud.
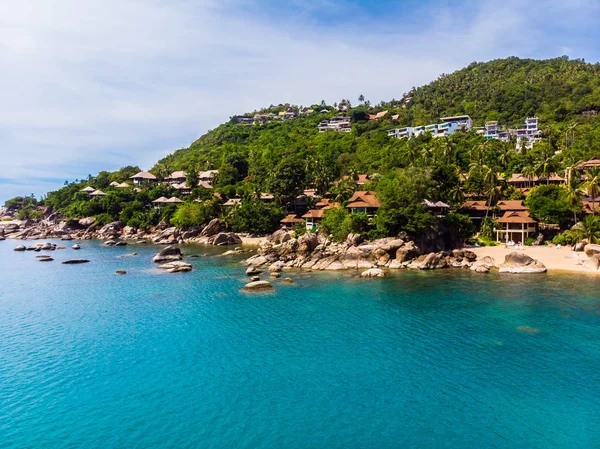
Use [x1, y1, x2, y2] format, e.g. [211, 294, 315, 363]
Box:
[0, 0, 597, 202]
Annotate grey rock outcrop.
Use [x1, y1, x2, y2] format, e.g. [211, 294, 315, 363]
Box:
[470, 256, 495, 273]
[498, 252, 546, 274]
[200, 219, 222, 237]
[157, 261, 192, 273]
[584, 244, 600, 258]
[360, 268, 385, 278]
[584, 254, 600, 271]
[152, 245, 183, 263]
[243, 281, 274, 291]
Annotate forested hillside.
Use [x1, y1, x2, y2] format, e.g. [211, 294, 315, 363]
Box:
[6, 57, 600, 244]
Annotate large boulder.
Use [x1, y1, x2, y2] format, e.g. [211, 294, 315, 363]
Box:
[271, 229, 292, 245]
[157, 261, 192, 273]
[470, 256, 495, 273]
[498, 252, 546, 274]
[243, 280, 274, 291]
[98, 221, 123, 237]
[346, 233, 364, 247]
[78, 217, 96, 227]
[152, 245, 183, 263]
[584, 254, 600, 271]
[297, 233, 318, 253]
[396, 243, 418, 263]
[209, 232, 242, 246]
[200, 218, 222, 237]
[246, 266, 263, 276]
[584, 244, 600, 258]
[360, 268, 386, 278]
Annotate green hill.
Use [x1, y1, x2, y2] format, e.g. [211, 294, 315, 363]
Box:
[154, 56, 600, 183]
[8, 56, 600, 243]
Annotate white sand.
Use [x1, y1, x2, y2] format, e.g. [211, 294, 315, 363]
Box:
[465, 245, 599, 275]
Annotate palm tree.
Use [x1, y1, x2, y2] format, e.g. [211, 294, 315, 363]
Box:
[583, 168, 600, 215]
[572, 215, 600, 244]
[522, 164, 536, 189]
[402, 140, 419, 166]
[534, 147, 559, 184]
[358, 94, 365, 103]
[448, 183, 465, 206]
[565, 176, 584, 224]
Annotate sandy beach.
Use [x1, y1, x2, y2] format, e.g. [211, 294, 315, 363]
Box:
[466, 245, 599, 275]
[239, 235, 268, 246]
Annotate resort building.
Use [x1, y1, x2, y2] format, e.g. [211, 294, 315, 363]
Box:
[165, 171, 187, 184]
[514, 117, 542, 150]
[223, 197, 241, 208]
[506, 173, 565, 191]
[235, 116, 254, 125]
[302, 209, 326, 231]
[346, 191, 381, 217]
[199, 170, 218, 186]
[494, 211, 538, 244]
[90, 190, 106, 197]
[422, 199, 450, 216]
[318, 116, 352, 133]
[367, 111, 388, 120]
[81, 186, 96, 193]
[483, 121, 510, 142]
[130, 171, 157, 185]
[280, 214, 304, 230]
[387, 115, 472, 140]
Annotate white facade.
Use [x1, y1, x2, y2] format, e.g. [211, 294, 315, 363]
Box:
[318, 116, 352, 133]
[387, 115, 472, 140]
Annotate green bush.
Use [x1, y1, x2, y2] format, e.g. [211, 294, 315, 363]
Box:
[170, 203, 213, 228]
[552, 233, 574, 246]
[525, 237, 535, 246]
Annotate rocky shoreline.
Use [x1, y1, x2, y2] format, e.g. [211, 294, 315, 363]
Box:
[242, 229, 550, 274]
[0, 217, 242, 246]
[2, 217, 566, 275]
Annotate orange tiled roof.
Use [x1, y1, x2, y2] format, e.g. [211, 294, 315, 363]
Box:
[346, 191, 381, 208]
[496, 211, 537, 224]
[497, 200, 527, 211]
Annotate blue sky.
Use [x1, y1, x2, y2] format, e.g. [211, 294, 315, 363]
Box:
[1, 0, 599, 203]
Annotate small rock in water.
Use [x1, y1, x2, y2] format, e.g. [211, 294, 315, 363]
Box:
[157, 261, 192, 273]
[270, 272, 281, 278]
[14, 245, 26, 251]
[38, 257, 54, 262]
[281, 277, 295, 284]
[115, 241, 128, 247]
[250, 275, 260, 282]
[115, 270, 127, 275]
[243, 281, 274, 291]
[246, 267, 263, 276]
[72, 244, 81, 250]
[62, 259, 90, 264]
[360, 268, 386, 278]
[517, 326, 540, 334]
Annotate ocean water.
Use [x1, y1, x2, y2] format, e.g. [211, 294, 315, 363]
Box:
[1, 240, 599, 449]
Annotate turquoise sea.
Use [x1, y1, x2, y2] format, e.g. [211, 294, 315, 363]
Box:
[1, 240, 599, 448]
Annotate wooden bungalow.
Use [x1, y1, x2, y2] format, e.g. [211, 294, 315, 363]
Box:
[346, 191, 380, 217]
[494, 211, 538, 244]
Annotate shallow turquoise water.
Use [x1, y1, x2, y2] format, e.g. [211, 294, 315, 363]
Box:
[1, 240, 599, 448]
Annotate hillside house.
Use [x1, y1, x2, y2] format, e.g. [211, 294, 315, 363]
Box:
[165, 171, 187, 184]
[346, 191, 380, 217]
[494, 211, 538, 244]
[302, 209, 326, 231]
[280, 214, 304, 230]
[318, 116, 351, 133]
[507, 173, 565, 190]
[130, 171, 157, 185]
[199, 170, 218, 186]
[422, 199, 450, 216]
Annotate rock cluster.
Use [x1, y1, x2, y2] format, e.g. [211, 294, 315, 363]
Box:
[0, 217, 243, 247]
[498, 252, 547, 274]
[152, 246, 183, 263]
[244, 232, 477, 272]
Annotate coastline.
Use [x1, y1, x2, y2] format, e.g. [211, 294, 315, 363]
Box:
[465, 245, 600, 275]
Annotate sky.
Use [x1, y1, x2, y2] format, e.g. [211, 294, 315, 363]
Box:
[1, 0, 599, 203]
